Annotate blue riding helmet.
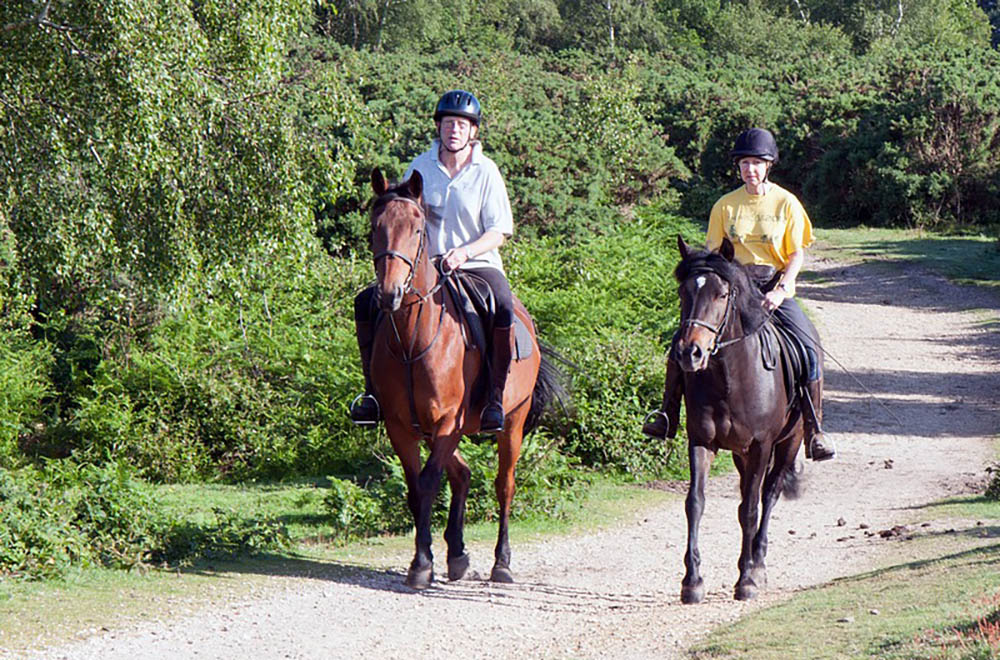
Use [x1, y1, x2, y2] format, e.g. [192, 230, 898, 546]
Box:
[434, 90, 481, 125]
[730, 128, 779, 163]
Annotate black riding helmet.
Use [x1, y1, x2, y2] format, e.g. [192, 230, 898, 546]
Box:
[434, 90, 481, 125]
[730, 128, 779, 163]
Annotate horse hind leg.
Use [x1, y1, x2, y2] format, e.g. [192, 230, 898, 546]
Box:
[749, 439, 801, 592]
[490, 412, 526, 584]
[444, 449, 472, 581]
[734, 450, 768, 601]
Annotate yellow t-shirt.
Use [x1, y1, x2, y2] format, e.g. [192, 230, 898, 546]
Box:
[706, 183, 814, 269]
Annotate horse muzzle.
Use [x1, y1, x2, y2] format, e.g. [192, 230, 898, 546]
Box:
[674, 339, 711, 372]
[377, 284, 404, 312]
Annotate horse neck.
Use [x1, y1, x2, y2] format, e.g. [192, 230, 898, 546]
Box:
[714, 311, 757, 367]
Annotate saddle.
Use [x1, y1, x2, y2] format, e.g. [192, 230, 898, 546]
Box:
[749, 265, 809, 409]
[441, 266, 534, 361]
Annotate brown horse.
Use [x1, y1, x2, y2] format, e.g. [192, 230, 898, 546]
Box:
[367, 168, 559, 590]
[673, 235, 805, 603]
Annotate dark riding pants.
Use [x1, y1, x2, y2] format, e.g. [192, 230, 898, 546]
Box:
[467, 267, 514, 329]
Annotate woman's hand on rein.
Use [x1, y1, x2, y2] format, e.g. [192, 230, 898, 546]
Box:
[763, 289, 785, 311]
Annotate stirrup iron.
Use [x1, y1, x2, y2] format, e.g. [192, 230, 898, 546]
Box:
[349, 393, 380, 427]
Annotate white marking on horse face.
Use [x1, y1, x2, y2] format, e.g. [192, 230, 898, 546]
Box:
[695, 275, 707, 290]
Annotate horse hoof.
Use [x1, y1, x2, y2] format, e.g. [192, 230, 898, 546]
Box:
[734, 582, 758, 601]
[490, 566, 514, 583]
[448, 552, 471, 581]
[749, 566, 768, 590]
[406, 564, 433, 590]
[681, 581, 705, 604]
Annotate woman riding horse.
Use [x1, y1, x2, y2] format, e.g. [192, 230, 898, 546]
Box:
[644, 128, 836, 462]
[351, 89, 516, 433]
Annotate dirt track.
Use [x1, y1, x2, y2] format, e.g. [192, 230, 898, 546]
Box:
[17, 246, 1000, 659]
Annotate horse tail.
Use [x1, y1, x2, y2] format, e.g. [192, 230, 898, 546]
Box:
[524, 342, 573, 435]
[781, 455, 806, 500]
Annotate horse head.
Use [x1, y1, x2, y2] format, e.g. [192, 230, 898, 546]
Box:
[673, 235, 766, 372]
[370, 168, 426, 312]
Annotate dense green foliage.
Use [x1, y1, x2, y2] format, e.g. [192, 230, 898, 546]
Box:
[1, 0, 999, 577]
[0, 461, 287, 579]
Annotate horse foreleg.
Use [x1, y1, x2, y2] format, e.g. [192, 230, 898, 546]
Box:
[403, 429, 464, 589]
[682, 444, 714, 604]
[386, 422, 435, 590]
[491, 423, 524, 584]
[444, 449, 472, 581]
[735, 447, 768, 601]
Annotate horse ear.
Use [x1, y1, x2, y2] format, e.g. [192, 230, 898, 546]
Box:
[677, 234, 691, 259]
[720, 238, 736, 262]
[371, 168, 388, 196]
[406, 170, 423, 199]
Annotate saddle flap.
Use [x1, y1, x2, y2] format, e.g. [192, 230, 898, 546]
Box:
[444, 269, 533, 361]
[769, 320, 808, 406]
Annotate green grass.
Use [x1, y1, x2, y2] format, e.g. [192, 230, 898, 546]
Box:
[692, 497, 1000, 660]
[0, 475, 675, 653]
[814, 227, 1000, 288]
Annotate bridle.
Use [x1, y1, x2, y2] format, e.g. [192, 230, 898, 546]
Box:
[680, 269, 768, 356]
[371, 195, 431, 301]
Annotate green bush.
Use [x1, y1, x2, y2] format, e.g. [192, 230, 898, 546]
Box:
[510, 201, 701, 475]
[0, 331, 52, 467]
[72, 247, 377, 483]
[0, 461, 290, 579]
[152, 508, 289, 565]
[0, 462, 157, 578]
[986, 464, 1000, 501]
[322, 432, 590, 540]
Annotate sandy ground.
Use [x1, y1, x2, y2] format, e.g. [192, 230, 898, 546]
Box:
[12, 247, 1000, 660]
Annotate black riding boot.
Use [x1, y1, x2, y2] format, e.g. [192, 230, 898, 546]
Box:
[642, 356, 683, 440]
[481, 325, 514, 433]
[349, 321, 381, 426]
[802, 379, 835, 461]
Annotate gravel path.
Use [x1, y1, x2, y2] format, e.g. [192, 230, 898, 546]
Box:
[15, 248, 1000, 660]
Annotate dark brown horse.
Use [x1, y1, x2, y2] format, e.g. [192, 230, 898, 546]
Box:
[367, 168, 559, 590]
[673, 235, 805, 603]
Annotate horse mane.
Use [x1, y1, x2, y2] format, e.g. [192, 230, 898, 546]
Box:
[674, 247, 771, 334]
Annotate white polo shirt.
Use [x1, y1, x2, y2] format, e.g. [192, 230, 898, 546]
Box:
[405, 140, 514, 273]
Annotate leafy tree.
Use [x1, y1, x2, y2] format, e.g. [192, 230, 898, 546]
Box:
[978, 0, 1000, 46]
[767, 0, 991, 51]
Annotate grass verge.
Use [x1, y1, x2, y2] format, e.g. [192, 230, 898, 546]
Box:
[813, 227, 1000, 288]
[691, 497, 1000, 660]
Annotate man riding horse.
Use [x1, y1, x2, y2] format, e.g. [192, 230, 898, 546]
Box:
[351, 89, 516, 433]
[644, 128, 836, 462]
